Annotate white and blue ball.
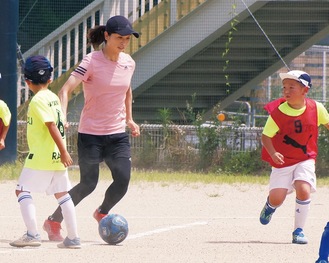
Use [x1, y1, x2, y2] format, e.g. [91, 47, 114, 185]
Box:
[98, 214, 129, 245]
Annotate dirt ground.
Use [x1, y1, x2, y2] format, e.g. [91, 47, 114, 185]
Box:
[0, 179, 328, 263]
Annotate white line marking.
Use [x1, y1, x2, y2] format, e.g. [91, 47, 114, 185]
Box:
[127, 221, 208, 240]
[0, 221, 208, 252]
[0, 248, 36, 254]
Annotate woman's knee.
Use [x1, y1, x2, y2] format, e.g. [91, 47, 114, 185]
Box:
[80, 181, 97, 195]
[78, 163, 100, 195]
[111, 159, 131, 184]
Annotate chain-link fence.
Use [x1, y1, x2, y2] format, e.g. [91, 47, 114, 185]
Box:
[17, 121, 264, 170]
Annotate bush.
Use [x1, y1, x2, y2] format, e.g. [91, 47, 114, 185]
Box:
[218, 148, 270, 175]
[315, 126, 329, 177]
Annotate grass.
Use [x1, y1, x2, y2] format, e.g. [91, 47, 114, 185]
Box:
[0, 162, 24, 181]
[0, 162, 269, 184]
[2, 162, 329, 187]
[129, 169, 270, 185]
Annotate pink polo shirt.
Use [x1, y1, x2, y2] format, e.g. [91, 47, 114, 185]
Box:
[71, 51, 136, 135]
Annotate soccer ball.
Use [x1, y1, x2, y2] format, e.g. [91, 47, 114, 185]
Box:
[98, 214, 129, 245]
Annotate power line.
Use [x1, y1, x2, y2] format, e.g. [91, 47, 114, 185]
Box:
[19, 0, 38, 28]
[240, 0, 290, 70]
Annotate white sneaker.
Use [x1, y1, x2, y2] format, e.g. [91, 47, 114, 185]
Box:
[57, 237, 81, 249]
[10, 232, 41, 247]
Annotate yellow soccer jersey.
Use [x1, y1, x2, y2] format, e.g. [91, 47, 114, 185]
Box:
[0, 100, 11, 126]
[25, 89, 66, 170]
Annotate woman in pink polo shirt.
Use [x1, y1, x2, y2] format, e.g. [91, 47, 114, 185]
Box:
[43, 15, 140, 241]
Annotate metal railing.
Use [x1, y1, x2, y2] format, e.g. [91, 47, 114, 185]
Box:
[17, 0, 207, 106]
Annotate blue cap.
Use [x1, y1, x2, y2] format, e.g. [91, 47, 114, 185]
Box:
[106, 15, 139, 38]
[24, 55, 53, 84]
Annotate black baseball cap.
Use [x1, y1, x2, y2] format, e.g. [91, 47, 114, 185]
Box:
[24, 55, 53, 84]
[106, 15, 139, 38]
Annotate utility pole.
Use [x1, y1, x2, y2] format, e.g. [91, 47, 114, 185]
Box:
[0, 0, 19, 164]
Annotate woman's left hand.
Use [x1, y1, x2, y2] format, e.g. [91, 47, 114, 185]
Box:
[127, 120, 140, 137]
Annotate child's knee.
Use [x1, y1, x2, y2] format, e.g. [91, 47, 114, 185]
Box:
[15, 190, 23, 197]
[296, 191, 311, 201]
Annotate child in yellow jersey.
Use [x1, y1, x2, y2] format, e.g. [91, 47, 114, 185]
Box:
[0, 99, 11, 150]
[10, 55, 80, 249]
